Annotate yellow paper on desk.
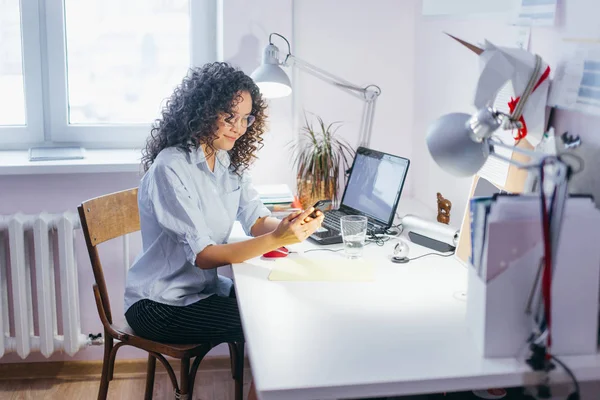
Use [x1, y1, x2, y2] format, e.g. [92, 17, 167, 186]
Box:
[267, 256, 374, 282]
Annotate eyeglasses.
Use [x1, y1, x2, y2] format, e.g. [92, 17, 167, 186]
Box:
[222, 113, 256, 128]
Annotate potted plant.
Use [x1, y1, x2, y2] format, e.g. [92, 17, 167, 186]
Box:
[289, 112, 355, 209]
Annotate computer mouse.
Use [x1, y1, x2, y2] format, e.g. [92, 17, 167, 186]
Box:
[262, 247, 290, 259]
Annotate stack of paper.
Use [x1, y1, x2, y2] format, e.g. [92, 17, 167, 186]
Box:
[255, 184, 297, 217]
[469, 196, 495, 273]
[256, 184, 294, 204]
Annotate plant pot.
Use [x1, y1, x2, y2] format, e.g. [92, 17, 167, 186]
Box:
[297, 178, 336, 210]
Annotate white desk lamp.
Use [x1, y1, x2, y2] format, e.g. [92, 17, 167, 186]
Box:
[251, 33, 381, 147]
[426, 36, 572, 275]
[427, 105, 570, 270]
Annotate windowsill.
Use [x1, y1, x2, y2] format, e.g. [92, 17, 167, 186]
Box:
[0, 149, 143, 175]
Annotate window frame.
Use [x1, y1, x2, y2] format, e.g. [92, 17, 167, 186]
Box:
[1, 0, 216, 149]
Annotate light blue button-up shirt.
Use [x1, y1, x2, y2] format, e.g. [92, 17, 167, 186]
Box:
[124, 146, 270, 312]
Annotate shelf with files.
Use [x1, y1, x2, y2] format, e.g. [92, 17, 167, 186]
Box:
[466, 194, 600, 357]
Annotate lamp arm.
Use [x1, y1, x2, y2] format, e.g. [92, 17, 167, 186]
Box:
[362, 96, 379, 147]
[268, 31, 382, 147]
[286, 54, 376, 100]
[488, 138, 545, 169]
[286, 54, 381, 147]
[267, 33, 378, 99]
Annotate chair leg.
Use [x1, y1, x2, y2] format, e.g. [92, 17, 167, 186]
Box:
[148, 352, 180, 394]
[144, 353, 156, 400]
[107, 341, 127, 381]
[233, 342, 245, 400]
[97, 334, 113, 400]
[178, 357, 190, 399]
[188, 345, 214, 400]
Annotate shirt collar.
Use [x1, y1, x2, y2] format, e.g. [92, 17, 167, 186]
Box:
[216, 150, 231, 169]
[189, 146, 231, 169]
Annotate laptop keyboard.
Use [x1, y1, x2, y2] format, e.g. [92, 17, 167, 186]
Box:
[323, 210, 346, 232]
[323, 211, 381, 234]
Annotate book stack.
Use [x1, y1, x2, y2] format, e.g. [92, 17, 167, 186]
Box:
[255, 184, 300, 218]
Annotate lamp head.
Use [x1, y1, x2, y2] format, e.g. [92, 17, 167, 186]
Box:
[426, 108, 502, 177]
[251, 43, 292, 99]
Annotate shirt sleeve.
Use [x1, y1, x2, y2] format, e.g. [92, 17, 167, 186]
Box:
[148, 163, 216, 265]
[236, 172, 271, 236]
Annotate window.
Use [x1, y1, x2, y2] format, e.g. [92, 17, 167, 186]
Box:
[0, 0, 26, 126]
[0, 0, 215, 148]
[63, 0, 190, 125]
[0, 0, 44, 145]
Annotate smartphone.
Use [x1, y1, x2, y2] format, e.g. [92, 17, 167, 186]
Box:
[309, 199, 332, 218]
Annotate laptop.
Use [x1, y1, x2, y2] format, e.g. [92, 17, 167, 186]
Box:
[309, 147, 410, 245]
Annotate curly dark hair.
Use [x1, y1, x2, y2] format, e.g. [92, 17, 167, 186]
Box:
[142, 62, 268, 174]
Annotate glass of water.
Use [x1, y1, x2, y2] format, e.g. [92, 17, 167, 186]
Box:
[340, 215, 368, 259]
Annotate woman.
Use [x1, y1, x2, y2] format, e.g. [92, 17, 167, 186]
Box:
[124, 62, 323, 397]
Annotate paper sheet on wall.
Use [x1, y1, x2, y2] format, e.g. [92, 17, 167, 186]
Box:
[422, 0, 512, 16]
[562, 0, 600, 39]
[513, 0, 558, 27]
[267, 255, 374, 282]
[478, 25, 531, 50]
[549, 39, 600, 117]
[476, 27, 531, 188]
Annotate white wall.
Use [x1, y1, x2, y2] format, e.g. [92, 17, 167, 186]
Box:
[221, 0, 296, 191]
[292, 0, 418, 200]
[411, 14, 514, 229]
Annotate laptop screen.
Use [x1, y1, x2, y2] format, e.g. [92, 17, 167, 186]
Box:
[340, 147, 410, 226]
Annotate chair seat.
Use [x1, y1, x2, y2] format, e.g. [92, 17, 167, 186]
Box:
[111, 321, 215, 359]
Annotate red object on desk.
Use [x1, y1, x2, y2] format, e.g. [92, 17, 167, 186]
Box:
[262, 247, 290, 258]
[291, 196, 302, 209]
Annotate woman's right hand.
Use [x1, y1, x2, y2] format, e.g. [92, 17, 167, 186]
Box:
[271, 208, 324, 246]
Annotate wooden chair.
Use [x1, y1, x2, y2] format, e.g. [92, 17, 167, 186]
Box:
[78, 188, 245, 400]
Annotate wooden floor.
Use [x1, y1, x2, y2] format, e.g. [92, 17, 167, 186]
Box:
[3, 369, 600, 399]
[0, 368, 253, 400]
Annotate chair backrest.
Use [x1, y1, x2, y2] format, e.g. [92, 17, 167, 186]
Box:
[78, 188, 139, 325]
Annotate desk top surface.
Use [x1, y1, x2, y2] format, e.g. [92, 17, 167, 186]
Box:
[230, 205, 600, 400]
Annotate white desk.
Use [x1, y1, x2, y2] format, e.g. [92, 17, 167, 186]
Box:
[230, 218, 600, 400]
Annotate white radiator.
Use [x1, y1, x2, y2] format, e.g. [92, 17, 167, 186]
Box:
[0, 212, 95, 358]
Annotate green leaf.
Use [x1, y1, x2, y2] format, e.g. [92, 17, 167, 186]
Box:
[290, 111, 358, 204]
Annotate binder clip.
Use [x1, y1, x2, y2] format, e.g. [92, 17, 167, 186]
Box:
[561, 131, 581, 149]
